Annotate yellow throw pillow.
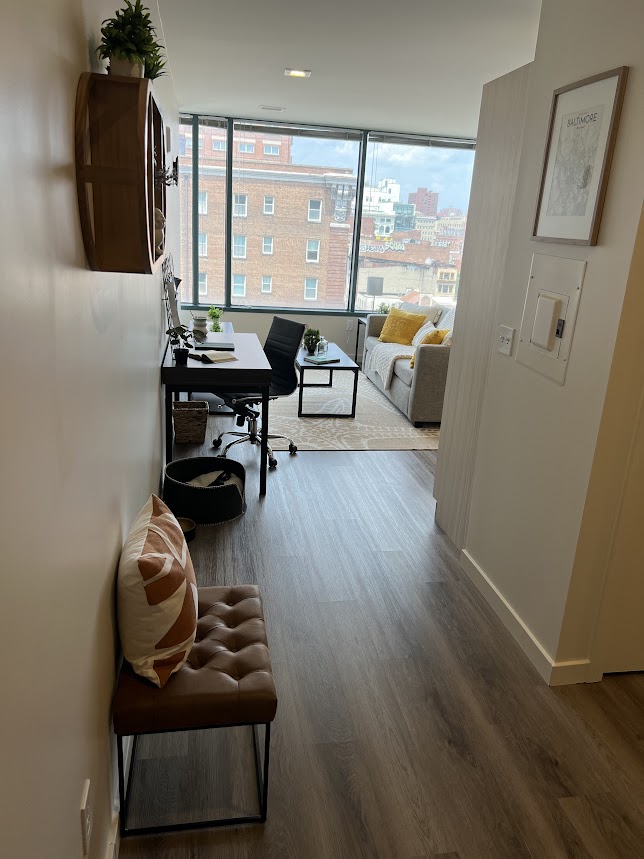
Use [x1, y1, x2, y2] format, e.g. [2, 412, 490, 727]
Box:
[420, 328, 449, 345]
[379, 307, 427, 345]
[410, 330, 450, 368]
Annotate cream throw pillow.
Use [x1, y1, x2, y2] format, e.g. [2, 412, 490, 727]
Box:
[117, 495, 198, 687]
[411, 321, 437, 346]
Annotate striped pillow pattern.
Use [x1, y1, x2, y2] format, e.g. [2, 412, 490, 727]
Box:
[117, 495, 198, 687]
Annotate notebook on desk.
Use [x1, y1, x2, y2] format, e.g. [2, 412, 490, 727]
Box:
[194, 342, 235, 351]
[189, 351, 237, 364]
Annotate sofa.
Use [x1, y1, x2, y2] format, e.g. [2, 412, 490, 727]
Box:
[362, 303, 454, 425]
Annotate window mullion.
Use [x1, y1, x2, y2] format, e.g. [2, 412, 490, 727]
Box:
[224, 118, 233, 307]
[191, 115, 199, 306]
[348, 130, 368, 313]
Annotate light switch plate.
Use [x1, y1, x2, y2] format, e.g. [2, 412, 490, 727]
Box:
[517, 254, 586, 385]
[498, 325, 514, 356]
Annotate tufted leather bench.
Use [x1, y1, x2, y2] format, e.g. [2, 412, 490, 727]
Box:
[113, 585, 277, 837]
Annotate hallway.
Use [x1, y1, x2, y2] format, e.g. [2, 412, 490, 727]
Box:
[121, 450, 644, 858]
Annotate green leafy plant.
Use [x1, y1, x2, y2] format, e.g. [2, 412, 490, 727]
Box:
[377, 302, 392, 314]
[303, 327, 321, 352]
[208, 305, 223, 333]
[97, 1, 164, 72]
[145, 45, 166, 80]
[166, 325, 193, 349]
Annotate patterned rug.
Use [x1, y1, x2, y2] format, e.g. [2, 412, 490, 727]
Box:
[248, 371, 440, 451]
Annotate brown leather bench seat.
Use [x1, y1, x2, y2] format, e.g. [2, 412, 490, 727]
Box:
[113, 585, 277, 836]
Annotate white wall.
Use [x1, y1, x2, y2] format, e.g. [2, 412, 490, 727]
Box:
[182, 310, 362, 358]
[557, 205, 644, 673]
[435, 63, 531, 549]
[461, 0, 644, 675]
[0, 1, 178, 856]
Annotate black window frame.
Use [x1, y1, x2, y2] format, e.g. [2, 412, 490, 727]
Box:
[180, 114, 475, 314]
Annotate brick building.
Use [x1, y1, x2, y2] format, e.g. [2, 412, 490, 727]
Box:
[408, 187, 439, 217]
[179, 126, 469, 309]
[179, 124, 356, 308]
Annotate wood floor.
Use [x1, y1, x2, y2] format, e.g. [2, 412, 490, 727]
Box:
[122, 447, 644, 859]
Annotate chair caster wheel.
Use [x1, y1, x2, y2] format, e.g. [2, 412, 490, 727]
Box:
[213, 438, 222, 448]
[289, 444, 297, 455]
[268, 457, 278, 469]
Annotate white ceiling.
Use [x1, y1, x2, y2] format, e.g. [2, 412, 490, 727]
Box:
[157, 0, 541, 138]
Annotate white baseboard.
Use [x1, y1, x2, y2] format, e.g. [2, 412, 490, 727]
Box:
[103, 814, 120, 859]
[460, 550, 601, 686]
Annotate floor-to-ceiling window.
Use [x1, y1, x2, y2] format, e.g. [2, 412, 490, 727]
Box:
[179, 117, 475, 313]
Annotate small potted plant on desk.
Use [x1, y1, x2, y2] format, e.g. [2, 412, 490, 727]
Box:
[303, 327, 320, 355]
[167, 325, 193, 365]
[208, 305, 223, 332]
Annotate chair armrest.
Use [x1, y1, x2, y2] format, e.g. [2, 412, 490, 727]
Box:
[365, 314, 387, 338]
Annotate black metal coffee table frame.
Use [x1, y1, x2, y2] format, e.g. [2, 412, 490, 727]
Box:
[295, 344, 359, 419]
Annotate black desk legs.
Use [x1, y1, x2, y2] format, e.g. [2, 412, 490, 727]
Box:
[260, 389, 268, 496]
[165, 387, 173, 465]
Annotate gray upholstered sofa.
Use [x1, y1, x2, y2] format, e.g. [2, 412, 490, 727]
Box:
[362, 306, 453, 425]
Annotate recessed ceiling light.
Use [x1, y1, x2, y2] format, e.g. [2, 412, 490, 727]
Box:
[284, 68, 311, 78]
[259, 105, 286, 112]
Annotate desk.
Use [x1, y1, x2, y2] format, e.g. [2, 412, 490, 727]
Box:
[162, 333, 272, 496]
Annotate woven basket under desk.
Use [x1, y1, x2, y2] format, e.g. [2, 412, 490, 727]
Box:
[172, 400, 208, 444]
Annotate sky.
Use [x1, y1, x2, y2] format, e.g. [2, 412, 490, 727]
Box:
[291, 138, 475, 213]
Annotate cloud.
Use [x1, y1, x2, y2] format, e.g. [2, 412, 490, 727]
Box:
[291, 136, 475, 212]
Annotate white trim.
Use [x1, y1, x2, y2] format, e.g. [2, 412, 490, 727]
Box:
[550, 659, 603, 686]
[459, 550, 602, 686]
[103, 814, 120, 859]
[262, 236, 274, 255]
[306, 239, 320, 263]
[232, 275, 247, 297]
[233, 194, 248, 217]
[304, 277, 318, 300]
[232, 235, 247, 259]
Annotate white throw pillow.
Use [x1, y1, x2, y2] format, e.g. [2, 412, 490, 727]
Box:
[398, 301, 442, 324]
[412, 321, 437, 346]
[117, 495, 198, 687]
[442, 333, 453, 347]
[438, 308, 456, 332]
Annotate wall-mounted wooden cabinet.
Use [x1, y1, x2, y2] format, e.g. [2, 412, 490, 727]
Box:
[75, 73, 166, 274]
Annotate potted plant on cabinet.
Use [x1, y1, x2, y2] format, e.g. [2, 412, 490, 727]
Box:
[97, 0, 165, 79]
[167, 325, 193, 365]
[303, 327, 321, 355]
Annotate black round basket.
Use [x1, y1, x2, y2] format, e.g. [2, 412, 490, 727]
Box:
[163, 457, 246, 525]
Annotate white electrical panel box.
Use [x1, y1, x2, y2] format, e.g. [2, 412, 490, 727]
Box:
[516, 254, 586, 385]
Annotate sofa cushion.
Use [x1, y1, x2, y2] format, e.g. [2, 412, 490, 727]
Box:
[117, 494, 198, 688]
[393, 358, 414, 386]
[399, 302, 442, 324]
[379, 307, 426, 345]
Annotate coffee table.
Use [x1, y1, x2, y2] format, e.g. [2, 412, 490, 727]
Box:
[295, 343, 359, 418]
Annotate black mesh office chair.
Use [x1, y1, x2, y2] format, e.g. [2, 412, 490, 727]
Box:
[212, 316, 305, 469]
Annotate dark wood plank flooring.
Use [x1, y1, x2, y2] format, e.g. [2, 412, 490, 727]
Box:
[122, 445, 644, 858]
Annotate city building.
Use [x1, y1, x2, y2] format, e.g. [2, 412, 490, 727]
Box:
[408, 187, 439, 216]
[179, 124, 357, 308]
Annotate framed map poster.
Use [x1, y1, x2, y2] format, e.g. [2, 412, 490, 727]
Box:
[533, 67, 628, 245]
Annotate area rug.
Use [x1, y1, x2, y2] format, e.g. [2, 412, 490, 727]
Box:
[261, 371, 439, 451]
